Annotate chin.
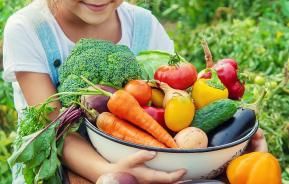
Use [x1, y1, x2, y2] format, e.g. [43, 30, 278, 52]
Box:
[82, 14, 111, 25]
[78, 3, 116, 25]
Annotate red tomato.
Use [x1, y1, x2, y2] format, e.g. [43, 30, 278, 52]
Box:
[124, 80, 152, 106]
[154, 62, 198, 90]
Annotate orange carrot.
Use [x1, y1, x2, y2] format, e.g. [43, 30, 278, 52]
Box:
[107, 90, 178, 148]
[97, 112, 166, 148]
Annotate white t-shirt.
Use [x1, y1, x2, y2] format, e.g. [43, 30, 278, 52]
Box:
[2, 0, 174, 113]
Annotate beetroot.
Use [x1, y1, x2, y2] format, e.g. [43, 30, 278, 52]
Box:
[96, 172, 138, 184]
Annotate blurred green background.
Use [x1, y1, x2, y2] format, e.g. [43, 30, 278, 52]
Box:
[1, 0, 289, 183]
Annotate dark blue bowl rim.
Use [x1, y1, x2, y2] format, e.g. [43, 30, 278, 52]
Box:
[85, 118, 259, 153]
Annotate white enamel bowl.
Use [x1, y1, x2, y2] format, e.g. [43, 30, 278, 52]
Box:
[85, 119, 258, 179]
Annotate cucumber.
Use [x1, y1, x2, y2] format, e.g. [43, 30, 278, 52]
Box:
[192, 99, 238, 133]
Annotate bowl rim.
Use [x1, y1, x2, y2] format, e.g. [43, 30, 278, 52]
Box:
[85, 118, 259, 153]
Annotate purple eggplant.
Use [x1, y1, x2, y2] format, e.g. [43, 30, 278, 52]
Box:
[81, 85, 117, 122]
[208, 108, 256, 147]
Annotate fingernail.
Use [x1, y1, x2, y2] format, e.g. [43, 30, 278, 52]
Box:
[179, 169, 187, 175]
[148, 151, 157, 157]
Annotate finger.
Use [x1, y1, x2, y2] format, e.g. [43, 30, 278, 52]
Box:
[251, 139, 268, 152]
[258, 141, 268, 152]
[119, 150, 156, 168]
[144, 169, 187, 184]
[252, 128, 264, 140]
[258, 128, 265, 137]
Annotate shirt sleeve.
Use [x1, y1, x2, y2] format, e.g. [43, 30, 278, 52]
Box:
[148, 15, 175, 54]
[2, 14, 49, 82]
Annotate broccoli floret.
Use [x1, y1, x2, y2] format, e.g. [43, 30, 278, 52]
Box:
[58, 39, 141, 107]
[58, 74, 87, 107]
[68, 39, 116, 59]
[59, 48, 107, 84]
[103, 51, 141, 87]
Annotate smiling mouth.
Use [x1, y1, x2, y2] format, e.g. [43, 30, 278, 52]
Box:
[81, 1, 111, 12]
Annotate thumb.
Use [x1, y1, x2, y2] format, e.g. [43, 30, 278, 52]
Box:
[119, 150, 156, 168]
[96, 173, 116, 184]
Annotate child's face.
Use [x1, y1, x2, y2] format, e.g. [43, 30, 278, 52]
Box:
[62, 0, 123, 25]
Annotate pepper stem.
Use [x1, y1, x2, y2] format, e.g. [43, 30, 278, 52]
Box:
[205, 68, 225, 90]
[201, 39, 214, 68]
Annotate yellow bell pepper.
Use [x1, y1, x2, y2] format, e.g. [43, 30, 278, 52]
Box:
[192, 69, 228, 109]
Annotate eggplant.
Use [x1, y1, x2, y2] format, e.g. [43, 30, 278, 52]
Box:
[208, 108, 256, 147]
[81, 85, 117, 122]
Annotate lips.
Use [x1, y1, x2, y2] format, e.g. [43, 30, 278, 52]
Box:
[81, 1, 111, 12]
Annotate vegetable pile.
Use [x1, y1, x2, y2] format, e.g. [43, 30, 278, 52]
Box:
[8, 39, 283, 183]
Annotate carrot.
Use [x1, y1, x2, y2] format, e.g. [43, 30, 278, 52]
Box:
[107, 90, 178, 148]
[80, 77, 177, 148]
[97, 112, 166, 148]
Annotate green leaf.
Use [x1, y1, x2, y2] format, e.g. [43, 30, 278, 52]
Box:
[35, 140, 60, 182]
[26, 149, 49, 169]
[45, 172, 62, 184]
[8, 123, 57, 167]
[56, 137, 65, 157]
[0, 160, 9, 174]
[18, 105, 54, 137]
[280, 0, 289, 18]
[23, 166, 35, 184]
[136, 50, 171, 79]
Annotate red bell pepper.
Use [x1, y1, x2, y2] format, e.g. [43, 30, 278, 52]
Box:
[199, 41, 245, 100]
[143, 106, 165, 127]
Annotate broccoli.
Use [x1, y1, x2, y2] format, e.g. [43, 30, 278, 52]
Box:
[58, 74, 87, 107]
[58, 39, 141, 107]
[102, 51, 141, 87]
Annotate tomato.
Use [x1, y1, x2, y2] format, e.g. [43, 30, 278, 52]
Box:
[151, 88, 164, 108]
[124, 80, 152, 106]
[154, 62, 198, 90]
[254, 76, 265, 85]
[164, 96, 195, 132]
[268, 81, 278, 89]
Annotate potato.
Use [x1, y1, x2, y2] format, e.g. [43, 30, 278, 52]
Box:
[174, 127, 208, 149]
[96, 172, 138, 184]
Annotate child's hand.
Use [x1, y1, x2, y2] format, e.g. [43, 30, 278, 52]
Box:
[245, 128, 268, 153]
[108, 150, 187, 184]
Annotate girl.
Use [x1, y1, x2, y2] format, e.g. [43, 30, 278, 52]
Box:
[3, 0, 267, 183]
[3, 0, 186, 183]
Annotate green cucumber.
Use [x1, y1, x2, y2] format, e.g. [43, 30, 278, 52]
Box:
[192, 99, 238, 133]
